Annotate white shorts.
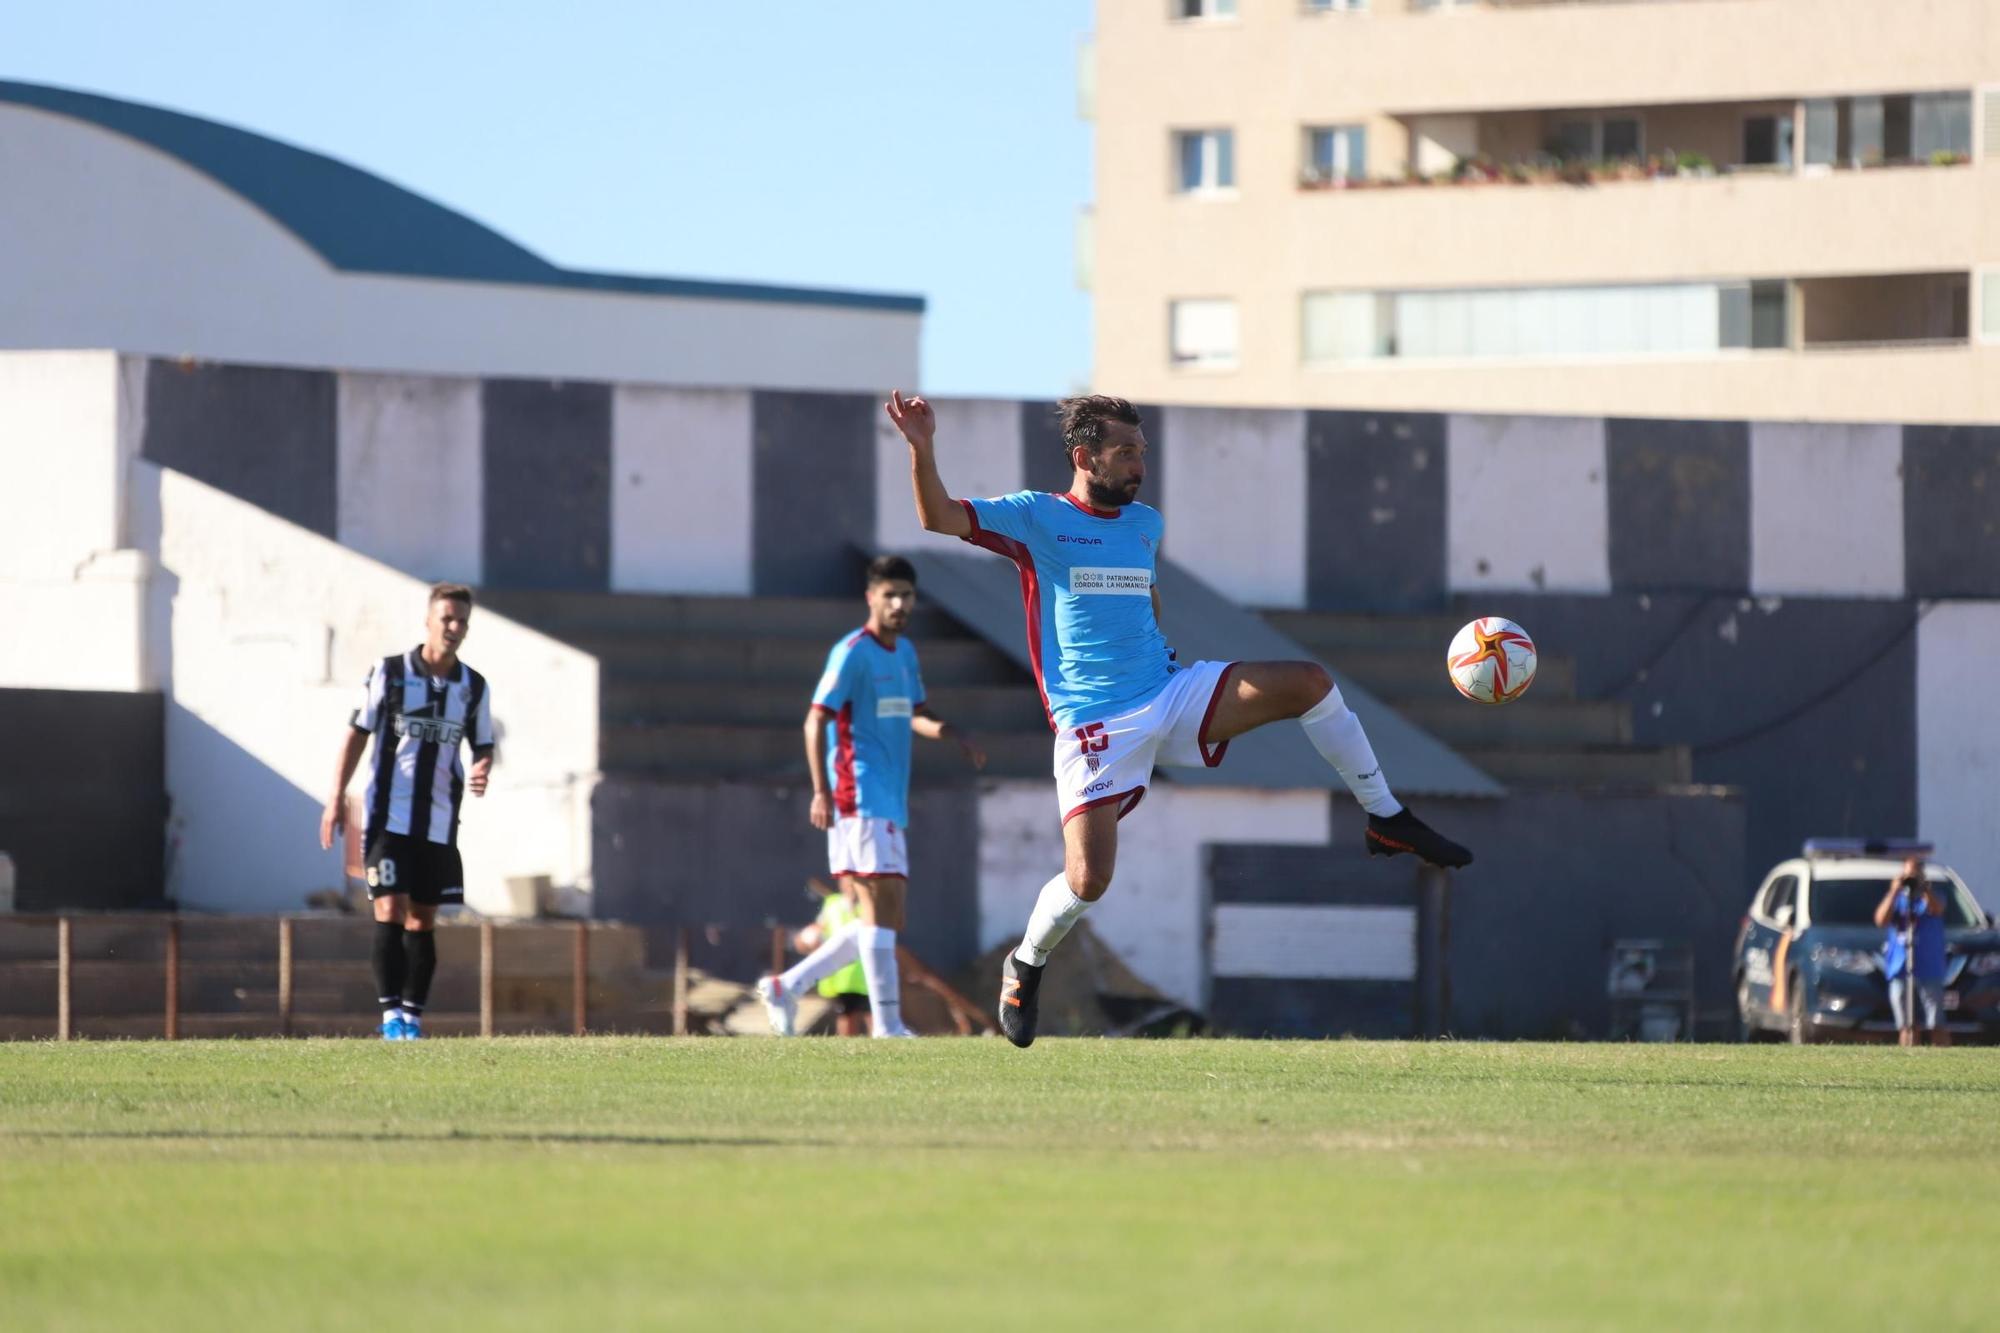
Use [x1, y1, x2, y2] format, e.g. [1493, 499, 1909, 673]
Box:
[1056, 659, 1238, 824]
[826, 816, 909, 878]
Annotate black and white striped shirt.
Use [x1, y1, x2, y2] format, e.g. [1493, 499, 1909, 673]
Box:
[350, 647, 496, 846]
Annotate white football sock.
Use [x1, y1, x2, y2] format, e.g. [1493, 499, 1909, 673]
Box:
[1300, 684, 1402, 817]
[1014, 872, 1090, 967]
[856, 925, 906, 1035]
[779, 921, 861, 995]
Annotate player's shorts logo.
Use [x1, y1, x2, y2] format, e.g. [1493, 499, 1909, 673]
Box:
[1085, 753, 1101, 774]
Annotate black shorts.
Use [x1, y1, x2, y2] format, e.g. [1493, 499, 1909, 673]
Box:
[363, 832, 464, 906]
[831, 992, 870, 1017]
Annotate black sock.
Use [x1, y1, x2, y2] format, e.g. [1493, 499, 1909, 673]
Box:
[372, 921, 407, 1010]
[402, 930, 438, 1014]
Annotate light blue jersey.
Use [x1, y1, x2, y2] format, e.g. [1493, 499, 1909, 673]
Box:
[811, 629, 924, 825]
[959, 491, 1176, 731]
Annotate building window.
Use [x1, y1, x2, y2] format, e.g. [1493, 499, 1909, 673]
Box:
[1743, 114, 1795, 168]
[1176, 129, 1236, 193]
[1302, 0, 1368, 10]
[1550, 114, 1643, 163]
[1170, 299, 1239, 369]
[1304, 125, 1367, 184]
[1719, 281, 1791, 350]
[1175, 0, 1237, 18]
[1804, 92, 1971, 167]
[1302, 279, 1794, 365]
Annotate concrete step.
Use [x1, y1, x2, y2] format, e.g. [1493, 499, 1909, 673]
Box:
[1329, 649, 1576, 702]
[1264, 610, 1474, 655]
[483, 590, 971, 643]
[1393, 698, 1632, 748]
[587, 635, 1025, 688]
[1459, 745, 1693, 788]
[600, 679, 1052, 733]
[601, 723, 1053, 780]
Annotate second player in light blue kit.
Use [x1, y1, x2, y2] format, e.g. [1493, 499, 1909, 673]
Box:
[885, 389, 1473, 1048]
[757, 555, 985, 1038]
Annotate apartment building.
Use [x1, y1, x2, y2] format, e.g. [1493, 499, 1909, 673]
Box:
[1085, 0, 2000, 421]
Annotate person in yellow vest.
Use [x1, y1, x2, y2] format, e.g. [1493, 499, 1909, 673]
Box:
[792, 877, 871, 1036]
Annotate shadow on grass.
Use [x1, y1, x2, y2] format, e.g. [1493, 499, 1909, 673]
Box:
[3, 1129, 825, 1149]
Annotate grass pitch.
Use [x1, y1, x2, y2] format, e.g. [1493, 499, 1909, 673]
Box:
[2, 1039, 1994, 1331]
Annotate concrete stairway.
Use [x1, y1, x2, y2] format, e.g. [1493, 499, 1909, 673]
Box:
[482, 591, 1055, 781]
[1264, 611, 1692, 788]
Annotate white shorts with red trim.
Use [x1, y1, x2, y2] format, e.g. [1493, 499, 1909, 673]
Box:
[1056, 659, 1238, 824]
[826, 816, 909, 878]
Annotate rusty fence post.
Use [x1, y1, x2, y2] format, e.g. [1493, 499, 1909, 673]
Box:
[164, 917, 181, 1040]
[572, 920, 589, 1037]
[479, 919, 495, 1038]
[672, 926, 690, 1037]
[56, 917, 72, 1041]
[277, 917, 294, 1037]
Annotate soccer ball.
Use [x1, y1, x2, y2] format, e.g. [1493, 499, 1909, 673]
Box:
[1446, 617, 1537, 704]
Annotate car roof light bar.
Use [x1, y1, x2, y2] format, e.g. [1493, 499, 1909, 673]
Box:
[1802, 838, 1935, 859]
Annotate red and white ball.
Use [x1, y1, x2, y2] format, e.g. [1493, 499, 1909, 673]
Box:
[1446, 617, 1537, 704]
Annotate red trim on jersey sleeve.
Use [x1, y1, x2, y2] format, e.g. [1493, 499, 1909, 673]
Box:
[960, 523, 1057, 733]
[1062, 784, 1148, 826]
[1059, 491, 1121, 520]
[957, 497, 981, 532]
[833, 703, 858, 817]
[809, 703, 839, 718]
[1197, 662, 1240, 768]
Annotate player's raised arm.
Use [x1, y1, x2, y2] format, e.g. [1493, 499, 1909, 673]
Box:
[886, 390, 971, 538]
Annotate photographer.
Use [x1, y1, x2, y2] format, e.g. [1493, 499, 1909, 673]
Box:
[1873, 857, 1951, 1048]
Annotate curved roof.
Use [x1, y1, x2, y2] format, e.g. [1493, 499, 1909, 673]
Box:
[0, 79, 923, 314]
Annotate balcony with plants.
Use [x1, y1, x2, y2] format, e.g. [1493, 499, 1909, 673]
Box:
[1297, 92, 1975, 192]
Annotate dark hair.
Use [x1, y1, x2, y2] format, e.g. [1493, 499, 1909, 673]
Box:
[865, 555, 917, 589]
[1056, 394, 1142, 463]
[428, 582, 475, 608]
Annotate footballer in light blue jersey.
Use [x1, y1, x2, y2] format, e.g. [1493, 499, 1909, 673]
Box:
[957, 489, 1177, 732]
[886, 389, 1474, 1050]
[755, 555, 987, 1042]
[810, 627, 924, 827]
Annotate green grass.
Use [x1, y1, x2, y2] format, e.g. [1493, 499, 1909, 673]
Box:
[2, 1039, 1994, 1331]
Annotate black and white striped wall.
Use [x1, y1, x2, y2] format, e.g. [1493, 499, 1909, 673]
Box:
[127, 357, 2000, 912]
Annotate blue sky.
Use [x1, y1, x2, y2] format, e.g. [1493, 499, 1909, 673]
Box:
[0, 1, 1094, 398]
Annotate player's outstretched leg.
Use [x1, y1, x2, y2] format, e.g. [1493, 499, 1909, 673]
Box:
[757, 921, 864, 1036]
[1212, 661, 1473, 869]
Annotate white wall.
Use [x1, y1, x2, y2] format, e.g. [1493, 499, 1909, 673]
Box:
[130, 464, 599, 915]
[976, 781, 1331, 1008]
[1749, 422, 1904, 597]
[611, 386, 755, 594]
[1448, 414, 1610, 594]
[1917, 602, 2000, 910]
[0, 351, 153, 690]
[335, 373, 483, 584]
[875, 397, 1025, 553]
[0, 105, 919, 392]
[1160, 407, 1309, 608]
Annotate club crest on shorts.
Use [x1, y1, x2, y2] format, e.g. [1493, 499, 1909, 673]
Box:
[1085, 753, 1101, 774]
